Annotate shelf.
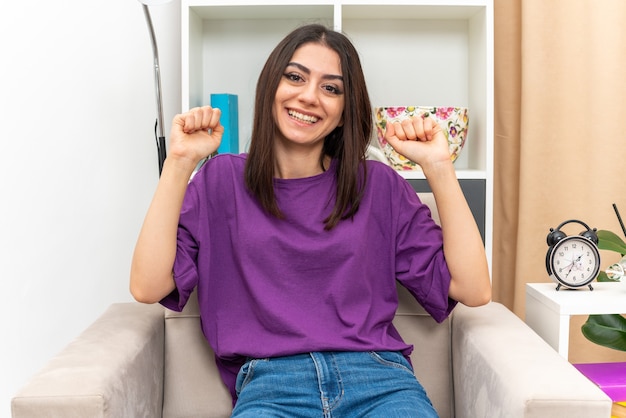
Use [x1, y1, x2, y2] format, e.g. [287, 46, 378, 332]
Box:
[399, 169, 487, 180]
[189, 4, 333, 20]
[341, 3, 486, 20]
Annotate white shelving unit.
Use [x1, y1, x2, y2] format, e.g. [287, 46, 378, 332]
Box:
[181, 0, 494, 269]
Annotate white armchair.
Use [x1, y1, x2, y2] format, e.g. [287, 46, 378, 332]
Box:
[12, 193, 612, 417]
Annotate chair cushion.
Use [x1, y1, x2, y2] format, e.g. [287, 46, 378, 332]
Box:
[162, 289, 453, 418]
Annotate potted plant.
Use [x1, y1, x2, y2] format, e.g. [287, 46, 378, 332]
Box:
[581, 230, 626, 351]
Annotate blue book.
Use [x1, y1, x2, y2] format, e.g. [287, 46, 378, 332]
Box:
[210, 93, 239, 154]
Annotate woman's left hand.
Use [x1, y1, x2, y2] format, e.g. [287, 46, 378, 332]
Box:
[384, 115, 451, 172]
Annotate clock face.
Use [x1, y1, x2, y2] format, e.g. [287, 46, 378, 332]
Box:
[548, 235, 601, 287]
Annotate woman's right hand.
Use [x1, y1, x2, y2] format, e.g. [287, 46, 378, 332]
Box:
[169, 106, 224, 168]
[130, 106, 223, 304]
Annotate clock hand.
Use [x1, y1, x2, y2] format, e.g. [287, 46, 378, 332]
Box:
[564, 256, 577, 276]
[566, 254, 585, 277]
[564, 254, 584, 277]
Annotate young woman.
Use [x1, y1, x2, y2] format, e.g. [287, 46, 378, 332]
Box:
[130, 23, 490, 417]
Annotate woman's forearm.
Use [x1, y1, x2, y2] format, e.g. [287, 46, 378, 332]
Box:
[129, 158, 196, 303]
[424, 161, 491, 306]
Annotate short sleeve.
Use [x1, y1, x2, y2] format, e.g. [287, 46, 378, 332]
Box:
[394, 183, 456, 322]
[159, 181, 202, 312]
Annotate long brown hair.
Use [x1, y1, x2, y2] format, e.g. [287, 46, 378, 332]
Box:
[245, 24, 372, 230]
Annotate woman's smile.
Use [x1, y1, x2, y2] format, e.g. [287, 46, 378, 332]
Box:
[287, 108, 320, 124]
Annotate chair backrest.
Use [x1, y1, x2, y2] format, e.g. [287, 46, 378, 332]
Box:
[162, 192, 453, 418]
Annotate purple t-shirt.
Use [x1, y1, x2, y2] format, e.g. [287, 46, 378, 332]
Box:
[160, 153, 455, 401]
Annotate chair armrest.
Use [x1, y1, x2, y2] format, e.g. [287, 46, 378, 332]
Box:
[451, 302, 611, 418]
[12, 302, 165, 418]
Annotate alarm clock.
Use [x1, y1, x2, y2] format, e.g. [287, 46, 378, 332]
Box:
[545, 219, 601, 291]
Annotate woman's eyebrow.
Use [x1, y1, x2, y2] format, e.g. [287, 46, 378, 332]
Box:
[287, 61, 343, 81]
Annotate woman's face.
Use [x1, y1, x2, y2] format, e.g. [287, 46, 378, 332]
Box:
[272, 42, 345, 150]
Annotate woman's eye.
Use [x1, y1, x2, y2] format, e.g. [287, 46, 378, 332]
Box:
[324, 85, 343, 95]
[284, 72, 302, 82]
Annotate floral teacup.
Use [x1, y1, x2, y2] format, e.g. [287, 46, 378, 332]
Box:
[374, 106, 469, 171]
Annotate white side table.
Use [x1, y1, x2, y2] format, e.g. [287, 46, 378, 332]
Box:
[525, 281, 626, 358]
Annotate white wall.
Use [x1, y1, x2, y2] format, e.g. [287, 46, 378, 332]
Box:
[0, 1, 181, 416]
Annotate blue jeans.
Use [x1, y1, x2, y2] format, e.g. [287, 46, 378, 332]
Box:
[231, 351, 439, 417]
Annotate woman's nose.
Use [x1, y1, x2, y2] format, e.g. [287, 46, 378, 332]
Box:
[298, 83, 319, 105]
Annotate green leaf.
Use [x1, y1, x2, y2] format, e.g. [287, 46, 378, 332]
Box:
[582, 314, 626, 352]
[596, 270, 621, 283]
[597, 229, 626, 255]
